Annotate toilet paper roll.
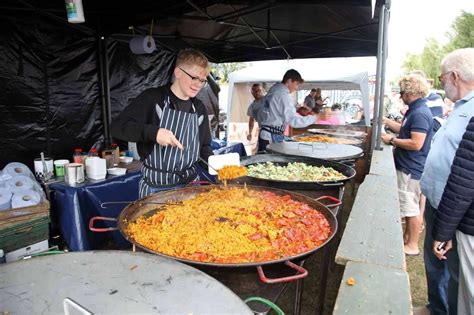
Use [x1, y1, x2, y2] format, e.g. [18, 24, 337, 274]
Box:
[11, 189, 41, 209]
[3, 162, 33, 178]
[0, 188, 12, 211]
[130, 36, 156, 54]
[6, 175, 35, 193]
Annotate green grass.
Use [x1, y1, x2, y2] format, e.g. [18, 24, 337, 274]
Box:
[275, 186, 429, 314]
[406, 229, 428, 307]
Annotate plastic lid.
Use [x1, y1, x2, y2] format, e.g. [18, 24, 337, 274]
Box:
[74, 148, 83, 152]
[111, 143, 118, 148]
[89, 148, 98, 152]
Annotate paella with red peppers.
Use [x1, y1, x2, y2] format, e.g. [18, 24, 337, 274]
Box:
[125, 187, 332, 264]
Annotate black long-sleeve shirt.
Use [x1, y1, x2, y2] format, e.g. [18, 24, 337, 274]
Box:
[110, 85, 213, 162]
[433, 116, 474, 241]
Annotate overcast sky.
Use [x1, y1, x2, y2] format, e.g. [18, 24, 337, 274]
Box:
[239, 1, 473, 90]
[386, 0, 474, 79]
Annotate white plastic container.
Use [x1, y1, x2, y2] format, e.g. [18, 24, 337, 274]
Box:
[119, 156, 133, 164]
[85, 157, 107, 180]
[107, 168, 127, 176]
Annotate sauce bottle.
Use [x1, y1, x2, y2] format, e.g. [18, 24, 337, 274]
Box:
[73, 148, 83, 164]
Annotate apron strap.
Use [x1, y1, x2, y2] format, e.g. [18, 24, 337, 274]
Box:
[261, 125, 285, 135]
[142, 162, 197, 187]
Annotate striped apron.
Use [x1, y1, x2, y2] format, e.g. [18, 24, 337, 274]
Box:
[139, 98, 200, 198]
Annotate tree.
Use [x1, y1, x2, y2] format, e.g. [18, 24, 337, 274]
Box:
[402, 38, 443, 88]
[401, 11, 474, 89]
[403, 52, 422, 72]
[445, 11, 474, 50]
[210, 62, 247, 84]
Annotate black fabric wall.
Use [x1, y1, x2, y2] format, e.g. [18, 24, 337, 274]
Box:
[0, 13, 175, 170]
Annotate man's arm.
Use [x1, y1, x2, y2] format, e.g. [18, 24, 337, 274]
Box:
[382, 117, 402, 133]
[382, 131, 427, 151]
[433, 118, 474, 242]
[248, 117, 255, 140]
[110, 89, 160, 143]
[196, 101, 214, 161]
[278, 93, 315, 128]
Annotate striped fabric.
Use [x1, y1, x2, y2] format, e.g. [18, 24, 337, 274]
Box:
[139, 97, 200, 198]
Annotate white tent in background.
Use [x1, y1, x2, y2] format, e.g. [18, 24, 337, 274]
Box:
[226, 57, 374, 127]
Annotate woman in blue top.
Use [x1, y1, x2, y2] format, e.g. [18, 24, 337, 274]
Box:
[381, 74, 434, 256]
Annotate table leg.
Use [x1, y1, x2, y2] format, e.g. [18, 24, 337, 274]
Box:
[316, 244, 331, 315]
[293, 264, 305, 315]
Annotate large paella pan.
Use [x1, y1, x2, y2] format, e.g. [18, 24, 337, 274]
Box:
[238, 154, 355, 190]
[92, 185, 337, 270]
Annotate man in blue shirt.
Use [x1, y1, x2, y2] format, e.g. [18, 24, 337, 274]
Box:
[420, 47, 474, 315]
[382, 75, 434, 257]
[303, 88, 317, 110]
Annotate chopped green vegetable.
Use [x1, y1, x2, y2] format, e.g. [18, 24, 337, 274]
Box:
[247, 162, 346, 182]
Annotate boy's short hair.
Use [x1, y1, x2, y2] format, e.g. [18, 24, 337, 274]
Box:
[282, 69, 304, 83]
[176, 48, 210, 74]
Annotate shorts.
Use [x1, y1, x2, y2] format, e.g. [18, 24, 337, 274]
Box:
[396, 169, 421, 218]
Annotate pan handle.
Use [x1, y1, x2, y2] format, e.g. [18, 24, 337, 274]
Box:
[186, 181, 213, 186]
[318, 181, 343, 187]
[257, 261, 308, 284]
[89, 216, 118, 232]
[315, 195, 342, 209]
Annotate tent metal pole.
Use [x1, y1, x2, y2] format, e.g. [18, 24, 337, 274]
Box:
[103, 37, 112, 146]
[375, 2, 390, 150]
[43, 61, 52, 157]
[370, 2, 385, 152]
[97, 36, 111, 146]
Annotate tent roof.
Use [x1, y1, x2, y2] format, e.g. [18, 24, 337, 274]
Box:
[228, 57, 376, 90]
[1, 0, 385, 63]
[226, 57, 373, 124]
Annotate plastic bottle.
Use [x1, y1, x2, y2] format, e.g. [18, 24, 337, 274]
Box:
[65, 0, 78, 19]
[73, 148, 83, 163]
[88, 148, 99, 157]
[111, 143, 120, 166]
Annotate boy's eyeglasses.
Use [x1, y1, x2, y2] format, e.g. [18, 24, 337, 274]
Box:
[179, 67, 208, 87]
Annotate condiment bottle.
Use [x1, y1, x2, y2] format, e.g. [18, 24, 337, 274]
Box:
[73, 148, 83, 163]
[88, 148, 99, 157]
[111, 143, 120, 166]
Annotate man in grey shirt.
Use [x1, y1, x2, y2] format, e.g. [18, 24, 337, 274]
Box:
[256, 69, 315, 151]
[247, 83, 264, 141]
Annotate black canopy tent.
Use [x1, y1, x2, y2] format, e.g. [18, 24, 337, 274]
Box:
[0, 0, 388, 168]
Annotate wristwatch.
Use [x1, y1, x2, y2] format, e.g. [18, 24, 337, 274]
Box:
[389, 137, 396, 146]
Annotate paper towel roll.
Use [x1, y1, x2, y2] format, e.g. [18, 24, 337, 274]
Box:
[6, 175, 35, 193]
[11, 189, 41, 209]
[0, 188, 12, 211]
[130, 36, 156, 54]
[3, 162, 33, 178]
